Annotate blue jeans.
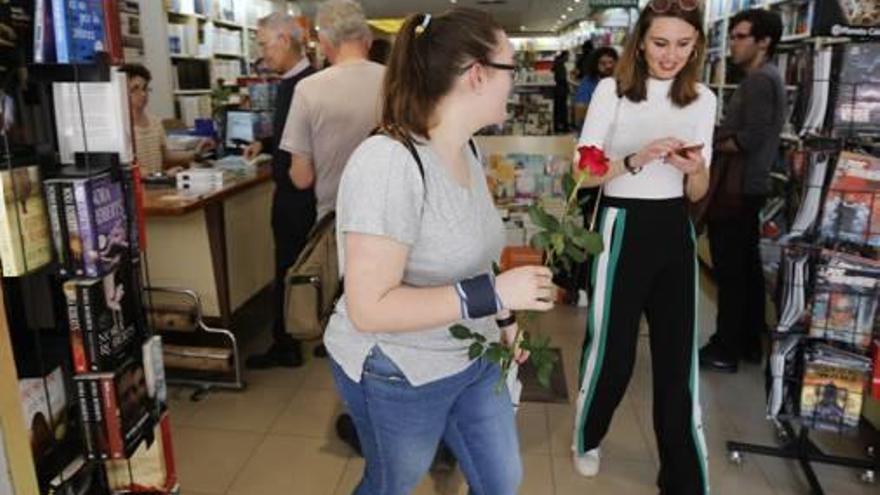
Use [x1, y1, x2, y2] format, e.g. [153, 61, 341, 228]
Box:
[330, 347, 522, 495]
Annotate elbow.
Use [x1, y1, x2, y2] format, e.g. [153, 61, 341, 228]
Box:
[288, 167, 315, 189]
[346, 304, 381, 333]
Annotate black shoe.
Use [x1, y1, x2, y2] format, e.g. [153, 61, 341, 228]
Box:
[699, 343, 738, 373]
[313, 343, 328, 358]
[246, 341, 303, 369]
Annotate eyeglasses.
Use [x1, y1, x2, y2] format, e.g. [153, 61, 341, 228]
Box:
[729, 33, 754, 41]
[459, 61, 518, 74]
[648, 0, 699, 13]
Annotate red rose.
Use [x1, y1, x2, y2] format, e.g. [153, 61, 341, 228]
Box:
[577, 145, 610, 177]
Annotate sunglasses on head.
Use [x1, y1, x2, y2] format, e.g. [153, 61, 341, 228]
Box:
[648, 0, 700, 13]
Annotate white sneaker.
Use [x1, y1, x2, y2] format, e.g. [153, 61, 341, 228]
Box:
[573, 448, 600, 477]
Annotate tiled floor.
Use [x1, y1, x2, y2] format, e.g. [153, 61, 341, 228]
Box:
[168, 274, 877, 494]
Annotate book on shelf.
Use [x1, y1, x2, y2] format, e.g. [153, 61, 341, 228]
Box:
[800, 343, 872, 432]
[75, 359, 153, 460]
[872, 339, 880, 399]
[814, 0, 880, 39]
[47, 171, 129, 278]
[809, 250, 880, 351]
[832, 42, 880, 135]
[105, 411, 176, 492]
[18, 366, 69, 464]
[0, 165, 52, 276]
[46, 0, 107, 64]
[52, 68, 133, 165]
[64, 258, 144, 373]
[819, 150, 880, 247]
[46, 455, 109, 495]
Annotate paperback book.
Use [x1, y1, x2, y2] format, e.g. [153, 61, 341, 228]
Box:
[819, 151, 880, 247]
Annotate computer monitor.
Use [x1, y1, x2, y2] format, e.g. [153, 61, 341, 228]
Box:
[225, 110, 256, 149]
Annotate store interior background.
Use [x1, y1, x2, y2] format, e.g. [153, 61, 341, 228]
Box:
[1, 0, 879, 495]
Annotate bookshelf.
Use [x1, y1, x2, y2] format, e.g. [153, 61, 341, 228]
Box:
[162, 0, 283, 125]
[703, 0, 819, 123]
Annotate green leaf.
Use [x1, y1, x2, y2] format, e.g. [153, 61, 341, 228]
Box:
[537, 361, 554, 389]
[485, 343, 508, 364]
[449, 324, 473, 340]
[582, 231, 605, 255]
[564, 243, 588, 263]
[528, 204, 560, 231]
[530, 231, 552, 250]
[468, 342, 485, 360]
[562, 173, 576, 200]
[551, 233, 565, 253]
[473, 332, 487, 343]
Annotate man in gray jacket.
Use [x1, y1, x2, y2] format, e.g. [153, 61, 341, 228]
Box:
[700, 9, 785, 373]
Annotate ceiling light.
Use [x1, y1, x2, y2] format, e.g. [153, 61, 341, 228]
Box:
[561, 14, 567, 19]
[520, 25, 526, 30]
[567, 6, 573, 11]
[574, 0, 581, 3]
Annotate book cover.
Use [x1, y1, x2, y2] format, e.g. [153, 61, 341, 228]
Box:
[809, 251, 880, 350]
[52, 0, 69, 62]
[87, 360, 151, 459]
[63, 280, 89, 373]
[71, 173, 129, 278]
[819, 151, 880, 246]
[105, 411, 176, 492]
[43, 180, 69, 270]
[73, 265, 140, 372]
[33, 0, 58, 63]
[88, 379, 110, 459]
[0, 166, 52, 276]
[46, 455, 108, 495]
[832, 42, 880, 134]
[814, 0, 880, 39]
[800, 361, 868, 431]
[103, 0, 124, 64]
[64, 0, 106, 63]
[74, 380, 96, 459]
[18, 367, 68, 464]
[60, 182, 84, 276]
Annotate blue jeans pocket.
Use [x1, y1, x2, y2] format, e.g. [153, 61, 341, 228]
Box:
[361, 346, 409, 385]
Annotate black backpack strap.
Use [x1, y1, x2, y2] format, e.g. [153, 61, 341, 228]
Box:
[370, 127, 425, 180]
[467, 139, 479, 160]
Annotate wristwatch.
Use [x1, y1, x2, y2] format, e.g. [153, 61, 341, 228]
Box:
[624, 154, 642, 175]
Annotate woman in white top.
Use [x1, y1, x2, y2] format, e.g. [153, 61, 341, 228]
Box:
[570, 2, 716, 494]
[119, 64, 212, 176]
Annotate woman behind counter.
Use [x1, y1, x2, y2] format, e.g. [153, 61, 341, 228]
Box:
[119, 63, 213, 176]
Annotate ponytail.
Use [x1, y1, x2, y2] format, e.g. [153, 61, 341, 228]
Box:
[381, 8, 502, 141]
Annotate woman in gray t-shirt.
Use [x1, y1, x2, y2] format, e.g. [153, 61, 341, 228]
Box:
[325, 7, 554, 495]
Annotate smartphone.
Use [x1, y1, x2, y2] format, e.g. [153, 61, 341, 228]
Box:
[675, 143, 704, 156]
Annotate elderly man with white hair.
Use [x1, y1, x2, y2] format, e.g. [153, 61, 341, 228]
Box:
[279, 0, 385, 223]
[245, 13, 318, 369]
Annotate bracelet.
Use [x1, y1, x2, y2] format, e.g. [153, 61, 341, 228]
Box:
[495, 313, 517, 328]
[455, 273, 503, 320]
[624, 154, 642, 175]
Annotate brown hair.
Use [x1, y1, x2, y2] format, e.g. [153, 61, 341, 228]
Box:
[381, 8, 502, 140]
[615, 4, 706, 107]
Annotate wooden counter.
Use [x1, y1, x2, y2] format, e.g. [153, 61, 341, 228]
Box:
[143, 166, 275, 325]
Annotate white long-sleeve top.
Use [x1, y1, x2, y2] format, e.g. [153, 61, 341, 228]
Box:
[578, 77, 717, 199]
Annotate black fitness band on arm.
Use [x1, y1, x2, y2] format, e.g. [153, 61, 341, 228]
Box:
[495, 313, 517, 328]
[455, 273, 503, 319]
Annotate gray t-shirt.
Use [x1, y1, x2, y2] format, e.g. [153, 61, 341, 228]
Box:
[279, 59, 385, 220]
[720, 62, 786, 195]
[325, 135, 505, 386]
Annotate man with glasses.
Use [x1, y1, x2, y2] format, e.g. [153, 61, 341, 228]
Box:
[243, 13, 317, 369]
[700, 9, 785, 374]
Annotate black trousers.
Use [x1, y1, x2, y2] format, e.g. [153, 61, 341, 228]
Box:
[706, 195, 766, 360]
[574, 197, 709, 495]
[271, 188, 316, 343]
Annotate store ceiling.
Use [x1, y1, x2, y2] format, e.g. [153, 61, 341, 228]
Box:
[358, 0, 594, 34]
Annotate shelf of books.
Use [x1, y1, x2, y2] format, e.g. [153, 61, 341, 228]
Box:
[717, 0, 880, 484]
[1, 2, 180, 494]
[164, 0, 282, 126]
